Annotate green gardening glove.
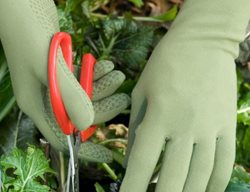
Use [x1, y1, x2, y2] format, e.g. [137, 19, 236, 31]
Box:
[120, 0, 250, 191]
[0, 0, 130, 163]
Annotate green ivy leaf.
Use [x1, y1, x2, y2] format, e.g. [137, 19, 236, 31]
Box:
[153, 5, 178, 22]
[92, 18, 154, 75]
[116, 79, 137, 95]
[0, 146, 55, 192]
[226, 181, 250, 192]
[110, 25, 153, 71]
[57, 7, 74, 34]
[231, 165, 250, 184]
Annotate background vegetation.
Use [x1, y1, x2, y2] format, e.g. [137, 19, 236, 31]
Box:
[1, 0, 250, 191]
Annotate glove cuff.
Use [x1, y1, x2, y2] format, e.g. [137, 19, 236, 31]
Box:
[166, 0, 250, 58]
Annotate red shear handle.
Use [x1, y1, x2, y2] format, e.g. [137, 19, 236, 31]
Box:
[79, 54, 97, 141]
[80, 54, 95, 99]
[48, 32, 74, 135]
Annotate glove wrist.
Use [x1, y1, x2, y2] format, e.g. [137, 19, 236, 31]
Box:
[165, 0, 250, 58]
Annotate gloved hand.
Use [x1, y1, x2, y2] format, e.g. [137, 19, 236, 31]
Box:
[0, 0, 130, 163]
[120, 0, 250, 191]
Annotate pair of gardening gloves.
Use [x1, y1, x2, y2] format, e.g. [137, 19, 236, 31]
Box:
[0, 0, 250, 191]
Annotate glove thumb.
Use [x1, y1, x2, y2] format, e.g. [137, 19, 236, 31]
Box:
[53, 51, 94, 131]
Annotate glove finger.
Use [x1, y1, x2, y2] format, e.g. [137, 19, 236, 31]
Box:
[120, 115, 166, 192]
[74, 65, 124, 101]
[206, 135, 235, 192]
[93, 93, 130, 124]
[73, 60, 114, 81]
[123, 90, 147, 167]
[183, 139, 216, 192]
[92, 70, 125, 101]
[55, 53, 94, 131]
[155, 138, 193, 192]
[94, 60, 114, 80]
[78, 141, 113, 163]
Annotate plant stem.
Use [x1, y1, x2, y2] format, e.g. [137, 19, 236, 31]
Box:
[13, 111, 22, 147]
[91, 13, 164, 23]
[101, 163, 118, 180]
[21, 154, 35, 192]
[237, 107, 250, 114]
[99, 35, 118, 59]
[99, 138, 127, 145]
[59, 152, 66, 188]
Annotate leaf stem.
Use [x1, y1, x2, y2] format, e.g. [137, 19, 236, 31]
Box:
[101, 163, 118, 180]
[21, 155, 34, 192]
[13, 111, 23, 148]
[237, 107, 250, 114]
[91, 13, 164, 23]
[59, 152, 66, 188]
[99, 138, 127, 145]
[99, 35, 118, 59]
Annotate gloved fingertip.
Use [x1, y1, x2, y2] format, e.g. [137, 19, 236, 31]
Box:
[94, 60, 114, 80]
[93, 93, 131, 124]
[93, 70, 126, 101]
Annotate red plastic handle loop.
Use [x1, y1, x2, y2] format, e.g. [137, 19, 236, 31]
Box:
[80, 125, 97, 141]
[48, 32, 97, 140]
[78, 54, 97, 141]
[48, 32, 74, 135]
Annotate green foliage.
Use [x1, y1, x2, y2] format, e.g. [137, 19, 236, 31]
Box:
[90, 17, 154, 75]
[0, 42, 15, 122]
[236, 68, 250, 167]
[153, 5, 178, 22]
[226, 166, 250, 192]
[95, 182, 106, 192]
[58, 0, 155, 78]
[0, 110, 18, 155]
[128, 0, 144, 7]
[57, 0, 156, 96]
[226, 182, 250, 192]
[0, 145, 55, 192]
[231, 165, 250, 184]
[0, 111, 39, 155]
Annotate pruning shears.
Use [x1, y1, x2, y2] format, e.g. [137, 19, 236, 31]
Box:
[48, 32, 97, 192]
